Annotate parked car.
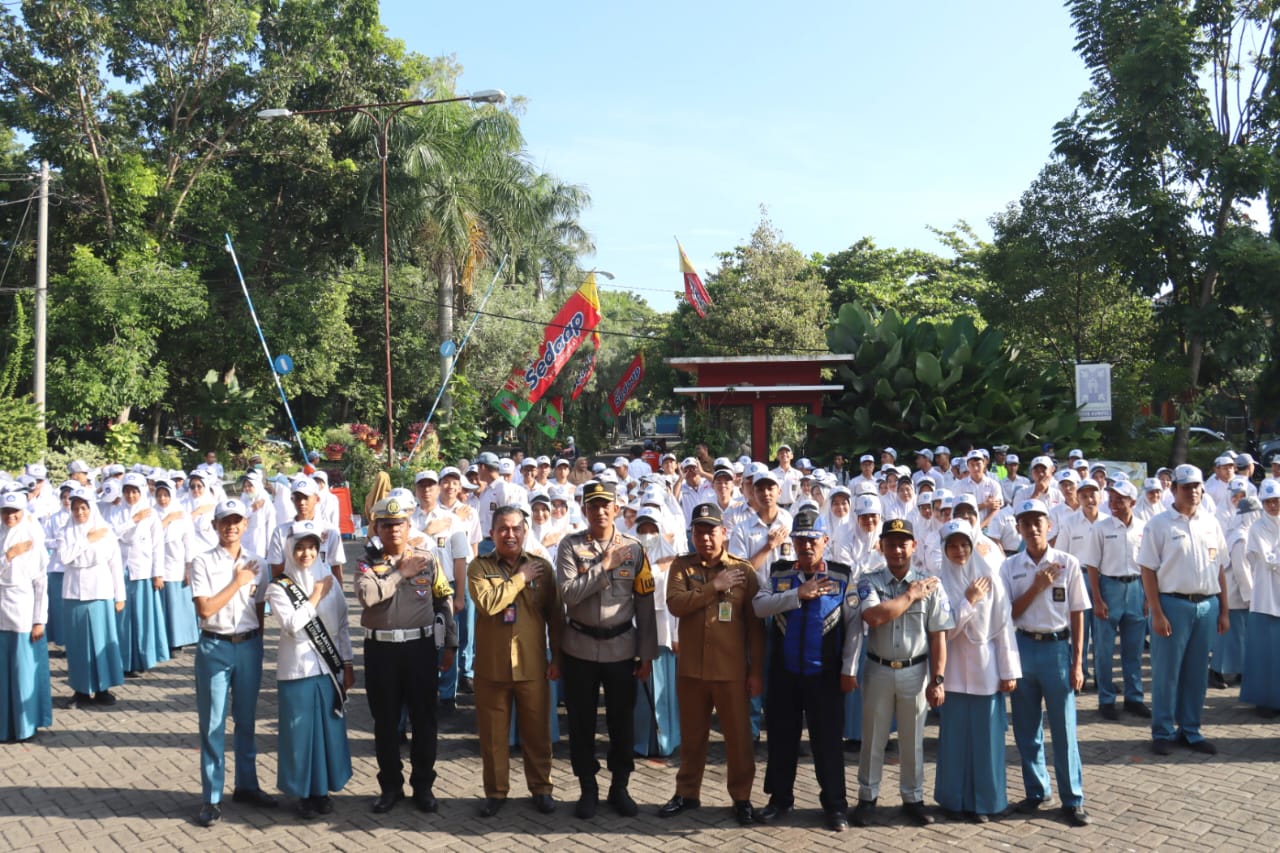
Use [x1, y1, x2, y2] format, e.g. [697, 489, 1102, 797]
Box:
[1149, 426, 1227, 443]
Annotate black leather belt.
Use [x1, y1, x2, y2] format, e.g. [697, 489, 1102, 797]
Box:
[1167, 592, 1212, 603]
[201, 628, 260, 644]
[1017, 628, 1070, 642]
[568, 619, 632, 640]
[1102, 575, 1140, 584]
[867, 651, 928, 670]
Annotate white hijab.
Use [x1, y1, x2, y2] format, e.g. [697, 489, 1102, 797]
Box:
[939, 520, 1011, 645]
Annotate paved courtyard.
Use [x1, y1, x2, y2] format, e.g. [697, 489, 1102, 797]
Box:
[3, 595, 1279, 852]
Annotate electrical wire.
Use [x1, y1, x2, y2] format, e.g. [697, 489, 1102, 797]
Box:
[0, 188, 37, 291]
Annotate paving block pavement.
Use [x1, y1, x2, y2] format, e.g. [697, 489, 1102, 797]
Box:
[3, 605, 1279, 851]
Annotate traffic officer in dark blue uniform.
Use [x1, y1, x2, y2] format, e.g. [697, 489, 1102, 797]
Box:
[751, 508, 864, 832]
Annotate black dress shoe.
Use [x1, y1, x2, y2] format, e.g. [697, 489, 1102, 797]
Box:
[848, 798, 876, 827]
[902, 800, 934, 826]
[1152, 739, 1174, 755]
[412, 791, 438, 813]
[372, 790, 403, 813]
[295, 798, 318, 820]
[196, 802, 221, 827]
[1182, 736, 1217, 755]
[232, 788, 278, 808]
[1015, 796, 1052, 814]
[965, 811, 990, 824]
[124, 670, 142, 679]
[459, 676, 474, 694]
[756, 802, 790, 823]
[843, 738, 861, 753]
[532, 793, 556, 814]
[825, 810, 849, 832]
[1063, 805, 1091, 826]
[1124, 701, 1152, 718]
[607, 784, 637, 817]
[93, 691, 117, 706]
[1098, 703, 1119, 720]
[1208, 670, 1228, 689]
[68, 692, 93, 710]
[658, 795, 699, 818]
[733, 800, 757, 826]
[313, 796, 334, 815]
[478, 797, 506, 818]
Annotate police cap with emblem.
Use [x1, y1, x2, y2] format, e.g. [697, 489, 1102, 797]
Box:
[582, 480, 616, 504]
[690, 502, 724, 527]
[372, 496, 412, 521]
[879, 518, 914, 540]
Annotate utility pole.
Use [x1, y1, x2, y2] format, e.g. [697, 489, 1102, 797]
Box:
[33, 160, 48, 432]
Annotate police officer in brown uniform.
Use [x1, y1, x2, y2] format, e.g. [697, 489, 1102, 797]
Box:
[660, 502, 765, 826]
[555, 480, 658, 819]
[467, 505, 563, 817]
[355, 497, 457, 815]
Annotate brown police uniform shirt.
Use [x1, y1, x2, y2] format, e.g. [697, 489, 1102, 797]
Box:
[468, 550, 564, 682]
[555, 528, 659, 663]
[354, 545, 458, 648]
[666, 549, 764, 682]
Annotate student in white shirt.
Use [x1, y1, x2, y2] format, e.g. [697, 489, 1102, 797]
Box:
[108, 472, 169, 676]
[0, 492, 52, 742]
[1242, 480, 1280, 715]
[154, 478, 199, 651]
[265, 520, 354, 819]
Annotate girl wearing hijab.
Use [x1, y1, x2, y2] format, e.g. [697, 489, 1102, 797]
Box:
[155, 478, 199, 652]
[0, 492, 53, 741]
[823, 487, 854, 563]
[57, 487, 126, 708]
[633, 509, 681, 757]
[1243, 482, 1280, 715]
[1211, 496, 1259, 688]
[183, 471, 218, 551]
[265, 520, 353, 818]
[109, 473, 170, 676]
[934, 519, 1021, 823]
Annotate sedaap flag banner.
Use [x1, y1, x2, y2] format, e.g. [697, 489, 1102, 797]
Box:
[608, 351, 645, 416]
[677, 238, 713, 318]
[491, 274, 603, 427]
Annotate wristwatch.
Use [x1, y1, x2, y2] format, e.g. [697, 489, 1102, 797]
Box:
[931, 675, 945, 686]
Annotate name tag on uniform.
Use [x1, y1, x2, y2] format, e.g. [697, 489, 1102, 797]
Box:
[1208, 548, 1218, 561]
[436, 536, 446, 547]
[503, 604, 517, 624]
[1012, 572, 1027, 580]
[490, 502, 497, 512]
[1052, 587, 1066, 602]
[691, 574, 705, 583]
[718, 601, 733, 622]
[619, 569, 631, 578]
[780, 542, 793, 556]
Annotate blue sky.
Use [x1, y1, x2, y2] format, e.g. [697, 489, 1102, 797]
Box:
[380, 1, 1092, 312]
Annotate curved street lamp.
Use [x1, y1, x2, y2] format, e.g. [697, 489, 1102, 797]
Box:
[258, 89, 507, 465]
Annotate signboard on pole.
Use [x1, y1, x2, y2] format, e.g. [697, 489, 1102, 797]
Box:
[1076, 363, 1112, 422]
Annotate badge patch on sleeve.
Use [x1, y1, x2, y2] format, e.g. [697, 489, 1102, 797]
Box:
[633, 558, 655, 595]
[857, 579, 871, 600]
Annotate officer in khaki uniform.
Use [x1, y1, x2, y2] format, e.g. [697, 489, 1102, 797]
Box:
[660, 502, 765, 827]
[556, 480, 658, 818]
[355, 497, 457, 815]
[468, 504, 564, 818]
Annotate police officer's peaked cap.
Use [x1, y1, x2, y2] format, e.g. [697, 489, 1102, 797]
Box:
[582, 480, 616, 504]
[690, 502, 723, 527]
[372, 496, 412, 521]
[879, 518, 915, 540]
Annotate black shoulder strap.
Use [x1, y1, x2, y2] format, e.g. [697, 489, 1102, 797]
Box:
[273, 576, 347, 717]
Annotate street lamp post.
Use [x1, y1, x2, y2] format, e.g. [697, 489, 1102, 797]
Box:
[259, 90, 506, 466]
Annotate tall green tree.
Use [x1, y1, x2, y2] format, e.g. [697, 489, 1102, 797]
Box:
[980, 161, 1156, 440]
[1054, 0, 1280, 461]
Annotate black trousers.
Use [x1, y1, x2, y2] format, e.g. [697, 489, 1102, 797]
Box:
[561, 653, 636, 780]
[763, 663, 847, 812]
[365, 635, 439, 794]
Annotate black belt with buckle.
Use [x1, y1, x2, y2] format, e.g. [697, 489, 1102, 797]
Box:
[568, 619, 632, 640]
[1017, 628, 1070, 642]
[201, 628, 260, 644]
[1103, 575, 1140, 584]
[1168, 592, 1212, 603]
[867, 651, 928, 670]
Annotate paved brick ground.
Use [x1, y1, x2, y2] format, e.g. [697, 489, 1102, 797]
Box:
[3, 595, 1279, 851]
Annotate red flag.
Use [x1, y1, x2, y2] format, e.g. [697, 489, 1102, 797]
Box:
[608, 351, 645, 416]
[491, 274, 603, 425]
[569, 332, 601, 401]
[677, 238, 713, 318]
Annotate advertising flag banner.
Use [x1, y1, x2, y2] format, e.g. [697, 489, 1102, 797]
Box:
[608, 351, 645, 416]
[569, 332, 601, 401]
[677, 239, 713, 318]
[537, 396, 563, 439]
[490, 275, 602, 426]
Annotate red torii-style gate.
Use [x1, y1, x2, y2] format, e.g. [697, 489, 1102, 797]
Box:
[665, 354, 852, 461]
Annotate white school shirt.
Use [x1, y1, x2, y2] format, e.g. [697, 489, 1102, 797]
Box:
[1077, 513, 1144, 578]
[241, 491, 277, 560]
[265, 560, 353, 680]
[0, 522, 48, 631]
[1000, 547, 1089, 633]
[57, 526, 126, 603]
[267, 518, 345, 569]
[157, 506, 195, 583]
[640, 534, 679, 649]
[939, 560, 1020, 694]
[728, 508, 794, 588]
[771, 466, 804, 506]
[189, 545, 269, 635]
[42, 509, 71, 575]
[108, 504, 163, 581]
[1136, 507, 1228, 596]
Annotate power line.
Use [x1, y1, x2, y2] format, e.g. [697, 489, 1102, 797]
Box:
[0, 189, 37, 291]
